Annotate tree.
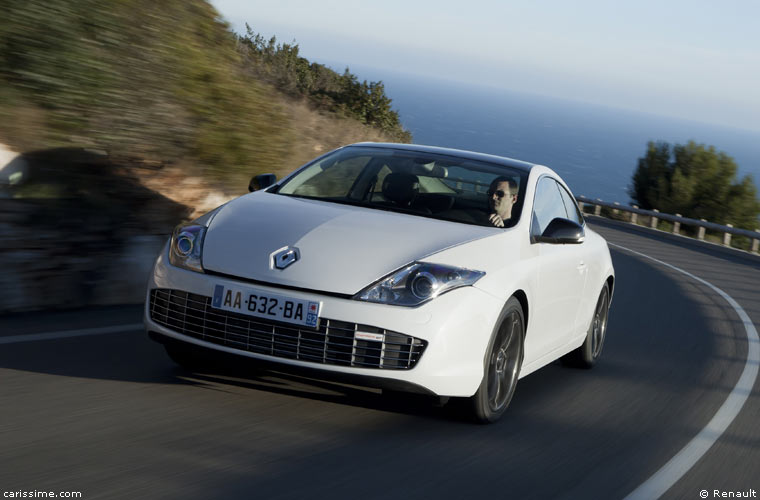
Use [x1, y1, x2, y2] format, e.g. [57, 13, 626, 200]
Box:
[238, 25, 411, 142]
[629, 141, 760, 229]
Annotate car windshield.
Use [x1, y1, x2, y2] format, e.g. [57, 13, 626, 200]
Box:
[276, 146, 529, 227]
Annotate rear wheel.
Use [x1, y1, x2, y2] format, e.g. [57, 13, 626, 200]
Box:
[470, 297, 525, 423]
[562, 283, 610, 368]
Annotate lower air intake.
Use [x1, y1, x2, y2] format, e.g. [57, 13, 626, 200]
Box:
[149, 288, 426, 370]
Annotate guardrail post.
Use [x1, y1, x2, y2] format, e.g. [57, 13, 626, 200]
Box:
[752, 230, 760, 254]
[631, 205, 638, 224]
[594, 199, 602, 216]
[673, 214, 681, 235]
[651, 209, 659, 229]
[698, 220, 706, 240]
[723, 224, 733, 247]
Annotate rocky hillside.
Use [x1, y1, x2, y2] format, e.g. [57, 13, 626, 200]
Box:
[0, 1, 413, 312]
[0, 0, 409, 191]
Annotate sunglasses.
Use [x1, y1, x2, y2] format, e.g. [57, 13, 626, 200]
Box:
[488, 189, 511, 199]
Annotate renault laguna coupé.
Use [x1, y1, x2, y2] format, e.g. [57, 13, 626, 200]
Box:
[145, 143, 615, 423]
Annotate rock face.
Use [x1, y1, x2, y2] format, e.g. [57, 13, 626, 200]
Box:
[0, 143, 27, 192]
[0, 147, 201, 313]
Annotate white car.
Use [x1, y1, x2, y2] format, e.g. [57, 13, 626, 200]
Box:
[144, 143, 615, 423]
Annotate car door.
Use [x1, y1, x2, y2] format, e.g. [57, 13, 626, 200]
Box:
[556, 181, 592, 334]
[529, 176, 589, 356]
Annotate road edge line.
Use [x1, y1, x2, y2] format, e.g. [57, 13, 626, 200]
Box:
[612, 243, 760, 500]
[0, 323, 144, 345]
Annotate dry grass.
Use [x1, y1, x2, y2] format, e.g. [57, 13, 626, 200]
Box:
[277, 96, 394, 178]
[113, 95, 399, 219]
[1, 83, 403, 221]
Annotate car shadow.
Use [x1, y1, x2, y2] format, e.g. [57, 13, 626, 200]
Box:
[0, 147, 192, 311]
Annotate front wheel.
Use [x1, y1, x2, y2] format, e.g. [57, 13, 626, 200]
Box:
[470, 297, 525, 423]
[562, 283, 610, 368]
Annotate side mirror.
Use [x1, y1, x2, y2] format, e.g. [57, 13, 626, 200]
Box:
[532, 218, 584, 244]
[249, 173, 277, 192]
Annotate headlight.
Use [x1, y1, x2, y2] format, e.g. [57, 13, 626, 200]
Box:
[169, 224, 206, 273]
[354, 262, 485, 306]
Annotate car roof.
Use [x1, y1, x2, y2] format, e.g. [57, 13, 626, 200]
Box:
[348, 142, 536, 173]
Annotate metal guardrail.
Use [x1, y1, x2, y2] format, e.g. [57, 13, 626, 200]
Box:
[576, 195, 760, 255]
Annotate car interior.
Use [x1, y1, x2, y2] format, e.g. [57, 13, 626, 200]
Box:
[280, 149, 527, 227]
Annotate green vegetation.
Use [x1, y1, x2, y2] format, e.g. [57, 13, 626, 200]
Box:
[0, 0, 410, 185]
[238, 25, 411, 143]
[630, 141, 760, 230]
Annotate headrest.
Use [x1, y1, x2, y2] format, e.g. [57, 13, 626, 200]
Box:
[382, 172, 420, 206]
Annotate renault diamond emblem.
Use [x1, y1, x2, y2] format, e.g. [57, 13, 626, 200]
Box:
[272, 246, 300, 270]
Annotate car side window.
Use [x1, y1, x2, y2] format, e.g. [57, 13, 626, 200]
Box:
[532, 177, 569, 236]
[558, 184, 583, 225]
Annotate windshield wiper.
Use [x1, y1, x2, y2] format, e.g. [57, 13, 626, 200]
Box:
[277, 193, 374, 208]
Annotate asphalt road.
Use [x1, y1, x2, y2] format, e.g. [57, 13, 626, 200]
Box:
[1, 218, 759, 500]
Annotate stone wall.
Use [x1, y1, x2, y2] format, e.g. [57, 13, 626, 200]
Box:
[0, 148, 194, 313]
[0, 198, 182, 313]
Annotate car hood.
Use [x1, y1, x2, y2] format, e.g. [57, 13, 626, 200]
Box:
[202, 192, 495, 295]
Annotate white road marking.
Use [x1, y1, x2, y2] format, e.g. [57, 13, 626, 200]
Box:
[0, 323, 143, 345]
[612, 243, 760, 500]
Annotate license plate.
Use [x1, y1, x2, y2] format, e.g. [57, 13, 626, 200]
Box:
[211, 284, 321, 328]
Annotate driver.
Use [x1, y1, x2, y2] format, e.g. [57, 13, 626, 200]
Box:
[487, 176, 518, 228]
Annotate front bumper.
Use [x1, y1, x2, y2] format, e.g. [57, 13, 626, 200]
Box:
[144, 248, 504, 397]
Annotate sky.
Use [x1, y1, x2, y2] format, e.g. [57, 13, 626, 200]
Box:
[210, 0, 760, 132]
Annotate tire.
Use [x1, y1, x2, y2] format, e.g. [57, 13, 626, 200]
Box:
[562, 283, 610, 368]
[469, 297, 525, 424]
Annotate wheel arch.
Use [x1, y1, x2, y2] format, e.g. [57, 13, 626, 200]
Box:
[606, 275, 615, 302]
[511, 289, 529, 339]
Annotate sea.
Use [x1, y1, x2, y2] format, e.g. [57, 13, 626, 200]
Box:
[341, 65, 760, 205]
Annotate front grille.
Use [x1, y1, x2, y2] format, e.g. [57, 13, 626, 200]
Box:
[149, 288, 427, 370]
